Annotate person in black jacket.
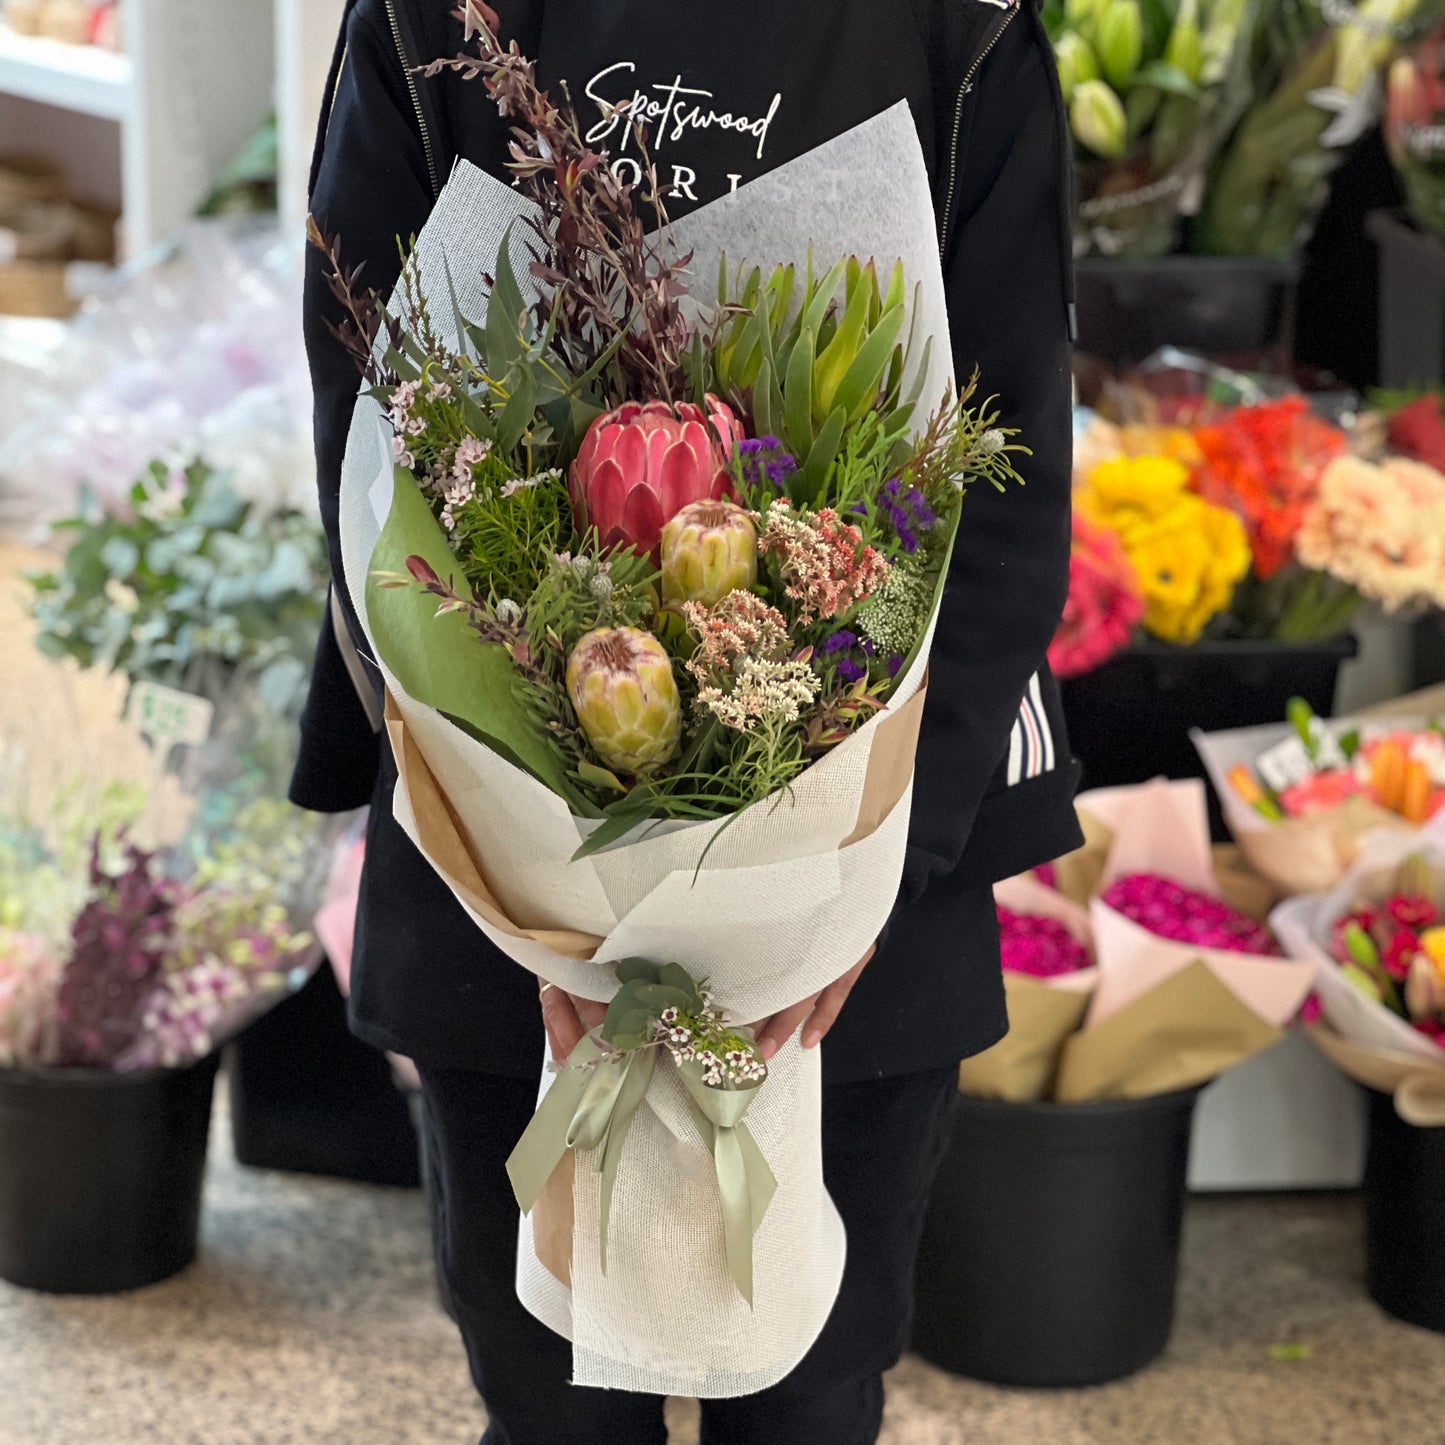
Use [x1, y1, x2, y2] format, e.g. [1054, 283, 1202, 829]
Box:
[298, 2, 1079, 1440]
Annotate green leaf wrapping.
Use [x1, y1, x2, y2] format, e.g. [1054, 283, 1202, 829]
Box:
[365, 467, 579, 801]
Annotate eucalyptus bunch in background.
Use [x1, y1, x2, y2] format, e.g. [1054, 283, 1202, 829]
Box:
[1198, 0, 1445, 256]
[28, 458, 328, 719]
[1049, 0, 1254, 255]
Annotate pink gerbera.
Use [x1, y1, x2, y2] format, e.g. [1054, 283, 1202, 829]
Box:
[1048, 512, 1144, 679]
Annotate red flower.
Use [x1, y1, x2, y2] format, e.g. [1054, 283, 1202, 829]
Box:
[1048, 512, 1144, 678]
[1386, 395, 1445, 473]
[1384, 928, 1423, 980]
[1387, 893, 1440, 930]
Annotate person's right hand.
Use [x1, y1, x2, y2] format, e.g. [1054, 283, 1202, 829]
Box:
[539, 983, 607, 1063]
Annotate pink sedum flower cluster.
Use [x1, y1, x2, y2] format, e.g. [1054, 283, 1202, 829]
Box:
[757, 500, 890, 626]
[1102, 873, 1280, 955]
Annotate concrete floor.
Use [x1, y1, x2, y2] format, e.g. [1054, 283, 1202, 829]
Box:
[1, 1100, 1443, 1445]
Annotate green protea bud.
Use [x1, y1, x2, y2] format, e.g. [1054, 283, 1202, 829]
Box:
[1093, 0, 1143, 90]
[567, 627, 682, 776]
[1065, 0, 1098, 30]
[1055, 32, 1102, 103]
[1071, 80, 1128, 158]
[660, 499, 759, 608]
[1163, 0, 1204, 85]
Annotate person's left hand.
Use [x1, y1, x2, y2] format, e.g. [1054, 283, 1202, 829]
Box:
[751, 942, 878, 1063]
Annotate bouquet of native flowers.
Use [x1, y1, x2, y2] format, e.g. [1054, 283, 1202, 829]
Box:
[319, 14, 1022, 1396]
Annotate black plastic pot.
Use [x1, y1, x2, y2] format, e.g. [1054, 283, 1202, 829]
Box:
[1369, 210, 1445, 389]
[226, 960, 419, 1187]
[1363, 1088, 1445, 1333]
[912, 1088, 1201, 1387]
[1060, 637, 1357, 838]
[1074, 255, 1301, 366]
[0, 1052, 219, 1294]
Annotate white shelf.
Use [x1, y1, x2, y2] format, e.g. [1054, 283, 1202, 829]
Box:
[0, 25, 131, 122]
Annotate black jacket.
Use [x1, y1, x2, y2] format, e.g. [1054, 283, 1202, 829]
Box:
[293, 0, 1081, 1081]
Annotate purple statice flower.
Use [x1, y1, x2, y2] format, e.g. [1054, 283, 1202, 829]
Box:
[837, 657, 866, 684]
[887, 654, 904, 678]
[737, 437, 798, 490]
[877, 478, 937, 555]
[822, 629, 857, 655]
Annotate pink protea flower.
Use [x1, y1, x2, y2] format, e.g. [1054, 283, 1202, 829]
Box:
[1102, 873, 1280, 955]
[569, 396, 741, 560]
[1048, 512, 1144, 680]
[996, 905, 1093, 978]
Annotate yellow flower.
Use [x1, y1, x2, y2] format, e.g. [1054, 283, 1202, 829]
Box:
[1077, 453, 1249, 646]
[1420, 927, 1445, 984]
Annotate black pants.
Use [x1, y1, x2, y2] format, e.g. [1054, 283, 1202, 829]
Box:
[417, 1063, 958, 1445]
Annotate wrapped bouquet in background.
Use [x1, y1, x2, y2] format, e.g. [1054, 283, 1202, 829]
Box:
[1049, 0, 1255, 255]
[324, 17, 1017, 1396]
[961, 778, 1312, 1103]
[1199, 0, 1445, 257]
[1196, 698, 1445, 894]
[1272, 823, 1445, 1120]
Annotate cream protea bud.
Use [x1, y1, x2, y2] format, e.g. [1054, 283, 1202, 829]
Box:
[566, 627, 682, 776]
[660, 500, 759, 608]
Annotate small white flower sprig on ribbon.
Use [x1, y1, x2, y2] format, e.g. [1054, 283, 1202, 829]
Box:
[506, 959, 777, 1305]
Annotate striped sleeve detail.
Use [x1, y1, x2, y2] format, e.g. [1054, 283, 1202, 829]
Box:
[1005, 672, 1056, 786]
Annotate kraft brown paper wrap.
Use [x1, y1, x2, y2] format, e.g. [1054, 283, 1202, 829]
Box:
[533, 1149, 576, 1286]
[1050, 808, 1115, 905]
[1233, 795, 1398, 900]
[1053, 961, 1283, 1103]
[385, 684, 927, 946]
[1308, 1025, 1445, 1128]
[1210, 844, 1277, 921]
[386, 696, 605, 960]
[956, 973, 1093, 1103]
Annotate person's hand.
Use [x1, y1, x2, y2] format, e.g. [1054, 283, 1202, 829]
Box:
[539, 983, 607, 1063]
[751, 942, 878, 1063]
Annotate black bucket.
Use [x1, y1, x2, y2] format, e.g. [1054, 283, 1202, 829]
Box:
[1363, 1088, 1445, 1333]
[912, 1088, 1200, 1387]
[1074, 254, 1301, 366]
[1061, 637, 1357, 839]
[0, 1052, 219, 1294]
[227, 961, 419, 1187]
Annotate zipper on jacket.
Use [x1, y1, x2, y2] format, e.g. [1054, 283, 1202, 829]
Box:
[937, 7, 1016, 252]
[384, 0, 443, 197]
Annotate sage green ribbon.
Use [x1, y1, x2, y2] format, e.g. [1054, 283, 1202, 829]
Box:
[505, 1033, 779, 1304]
[506, 1034, 656, 1274]
[677, 1062, 777, 1306]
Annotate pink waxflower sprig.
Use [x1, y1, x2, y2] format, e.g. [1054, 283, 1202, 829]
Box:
[1101, 873, 1280, 955]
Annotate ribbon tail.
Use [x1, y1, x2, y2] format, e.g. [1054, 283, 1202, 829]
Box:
[505, 1060, 593, 1215]
[734, 1121, 778, 1230]
[597, 1048, 656, 1275]
[712, 1124, 756, 1307]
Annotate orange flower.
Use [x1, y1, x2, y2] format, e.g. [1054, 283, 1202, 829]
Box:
[1190, 398, 1347, 580]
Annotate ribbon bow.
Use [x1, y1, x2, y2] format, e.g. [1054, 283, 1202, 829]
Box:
[505, 961, 778, 1303]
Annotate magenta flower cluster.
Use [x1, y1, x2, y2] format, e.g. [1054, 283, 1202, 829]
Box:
[996, 905, 1092, 978]
[1101, 873, 1280, 955]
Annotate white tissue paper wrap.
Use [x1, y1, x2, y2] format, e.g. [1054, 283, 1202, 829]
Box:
[338, 102, 953, 1396]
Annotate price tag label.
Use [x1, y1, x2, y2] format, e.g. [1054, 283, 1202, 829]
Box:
[126, 682, 215, 748]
